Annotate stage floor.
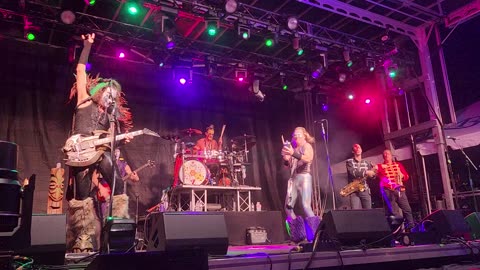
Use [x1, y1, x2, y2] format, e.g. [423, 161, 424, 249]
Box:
[64, 241, 480, 270]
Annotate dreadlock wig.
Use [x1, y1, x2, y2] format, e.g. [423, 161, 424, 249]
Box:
[69, 74, 133, 132]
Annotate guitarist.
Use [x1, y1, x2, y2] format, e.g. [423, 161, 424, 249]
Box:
[345, 144, 376, 209]
[376, 149, 415, 230]
[65, 33, 134, 253]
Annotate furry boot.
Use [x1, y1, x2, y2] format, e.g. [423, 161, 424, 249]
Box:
[287, 216, 306, 243]
[109, 194, 130, 219]
[67, 198, 99, 253]
[304, 216, 321, 242]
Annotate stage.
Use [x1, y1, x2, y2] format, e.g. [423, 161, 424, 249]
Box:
[62, 242, 480, 270]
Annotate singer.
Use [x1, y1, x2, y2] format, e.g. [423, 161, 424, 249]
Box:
[65, 33, 133, 253]
[281, 127, 320, 242]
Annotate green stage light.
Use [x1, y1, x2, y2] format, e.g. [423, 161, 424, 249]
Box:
[265, 38, 273, 47]
[297, 48, 304, 56]
[346, 60, 353, 68]
[126, 2, 139, 15]
[282, 84, 288, 90]
[242, 31, 249, 39]
[207, 26, 217, 36]
[26, 32, 36, 41]
[389, 70, 397, 78]
[89, 0, 96, 5]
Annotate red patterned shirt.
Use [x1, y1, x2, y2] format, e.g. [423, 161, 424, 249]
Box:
[376, 162, 409, 191]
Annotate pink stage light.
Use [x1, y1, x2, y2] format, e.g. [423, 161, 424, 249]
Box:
[179, 78, 187, 85]
[238, 77, 244, 82]
[118, 52, 125, 58]
[365, 98, 371, 104]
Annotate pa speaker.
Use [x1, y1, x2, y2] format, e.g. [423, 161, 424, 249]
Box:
[321, 209, 392, 247]
[424, 210, 470, 241]
[465, 212, 480, 239]
[146, 212, 228, 255]
[17, 214, 66, 265]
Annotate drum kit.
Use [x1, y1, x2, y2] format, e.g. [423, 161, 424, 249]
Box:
[166, 128, 256, 187]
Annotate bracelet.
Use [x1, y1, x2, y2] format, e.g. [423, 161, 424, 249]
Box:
[292, 152, 302, 160]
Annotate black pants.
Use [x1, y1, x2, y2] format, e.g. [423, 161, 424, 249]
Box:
[381, 188, 414, 227]
[71, 151, 124, 200]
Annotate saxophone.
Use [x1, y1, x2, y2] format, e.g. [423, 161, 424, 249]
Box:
[340, 178, 367, 197]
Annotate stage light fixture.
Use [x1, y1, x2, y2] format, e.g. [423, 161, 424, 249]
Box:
[249, 79, 265, 102]
[84, 0, 96, 5]
[126, 1, 140, 15]
[292, 37, 304, 56]
[237, 25, 250, 40]
[225, 0, 238, 13]
[235, 66, 247, 82]
[287, 16, 298, 30]
[365, 98, 371, 104]
[264, 33, 278, 47]
[388, 65, 398, 78]
[338, 72, 347, 83]
[280, 72, 288, 90]
[311, 64, 325, 79]
[60, 10, 76, 24]
[24, 19, 40, 41]
[173, 63, 193, 85]
[347, 94, 354, 100]
[205, 18, 219, 37]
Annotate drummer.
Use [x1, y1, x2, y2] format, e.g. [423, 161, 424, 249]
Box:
[193, 124, 223, 153]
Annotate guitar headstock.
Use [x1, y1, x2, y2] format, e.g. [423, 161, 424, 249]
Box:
[146, 160, 156, 167]
[143, 128, 161, 138]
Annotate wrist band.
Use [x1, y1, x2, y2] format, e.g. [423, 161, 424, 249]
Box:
[292, 152, 302, 160]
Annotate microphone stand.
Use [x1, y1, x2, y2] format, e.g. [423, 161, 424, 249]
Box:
[455, 140, 479, 212]
[104, 87, 118, 254]
[318, 120, 336, 210]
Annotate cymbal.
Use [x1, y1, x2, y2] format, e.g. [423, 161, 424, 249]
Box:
[180, 128, 202, 136]
[232, 141, 256, 151]
[231, 134, 256, 142]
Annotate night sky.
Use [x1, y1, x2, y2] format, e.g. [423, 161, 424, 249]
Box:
[443, 15, 480, 110]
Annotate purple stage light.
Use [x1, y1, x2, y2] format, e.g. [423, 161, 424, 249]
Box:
[179, 78, 187, 85]
[118, 52, 125, 58]
[86, 62, 92, 71]
[166, 41, 175, 50]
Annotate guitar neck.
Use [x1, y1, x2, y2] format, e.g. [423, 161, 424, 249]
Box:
[122, 162, 150, 180]
[95, 130, 144, 146]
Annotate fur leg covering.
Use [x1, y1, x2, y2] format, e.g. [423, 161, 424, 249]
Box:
[304, 216, 321, 242]
[112, 194, 130, 219]
[67, 198, 98, 253]
[287, 216, 306, 243]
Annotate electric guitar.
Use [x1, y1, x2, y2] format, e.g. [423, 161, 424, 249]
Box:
[97, 160, 156, 202]
[63, 128, 160, 167]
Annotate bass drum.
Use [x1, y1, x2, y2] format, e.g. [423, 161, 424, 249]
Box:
[179, 160, 210, 185]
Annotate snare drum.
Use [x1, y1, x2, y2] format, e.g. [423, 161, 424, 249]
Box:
[179, 160, 210, 185]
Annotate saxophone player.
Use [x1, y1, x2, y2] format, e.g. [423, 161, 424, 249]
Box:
[376, 149, 414, 229]
[345, 144, 376, 209]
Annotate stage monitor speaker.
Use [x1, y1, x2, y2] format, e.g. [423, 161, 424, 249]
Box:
[465, 212, 480, 239]
[86, 250, 208, 270]
[17, 214, 66, 265]
[424, 210, 470, 241]
[146, 212, 228, 255]
[321, 209, 392, 247]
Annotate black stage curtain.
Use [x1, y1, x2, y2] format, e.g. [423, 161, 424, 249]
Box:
[0, 39, 307, 215]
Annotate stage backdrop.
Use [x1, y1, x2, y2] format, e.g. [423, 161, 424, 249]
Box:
[0, 39, 310, 215]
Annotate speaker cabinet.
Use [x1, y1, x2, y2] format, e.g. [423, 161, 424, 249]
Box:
[424, 210, 470, 241]
[17, 214, 66, 265]
[321, 209, 392, 247]
[146, 212, 228, 255]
